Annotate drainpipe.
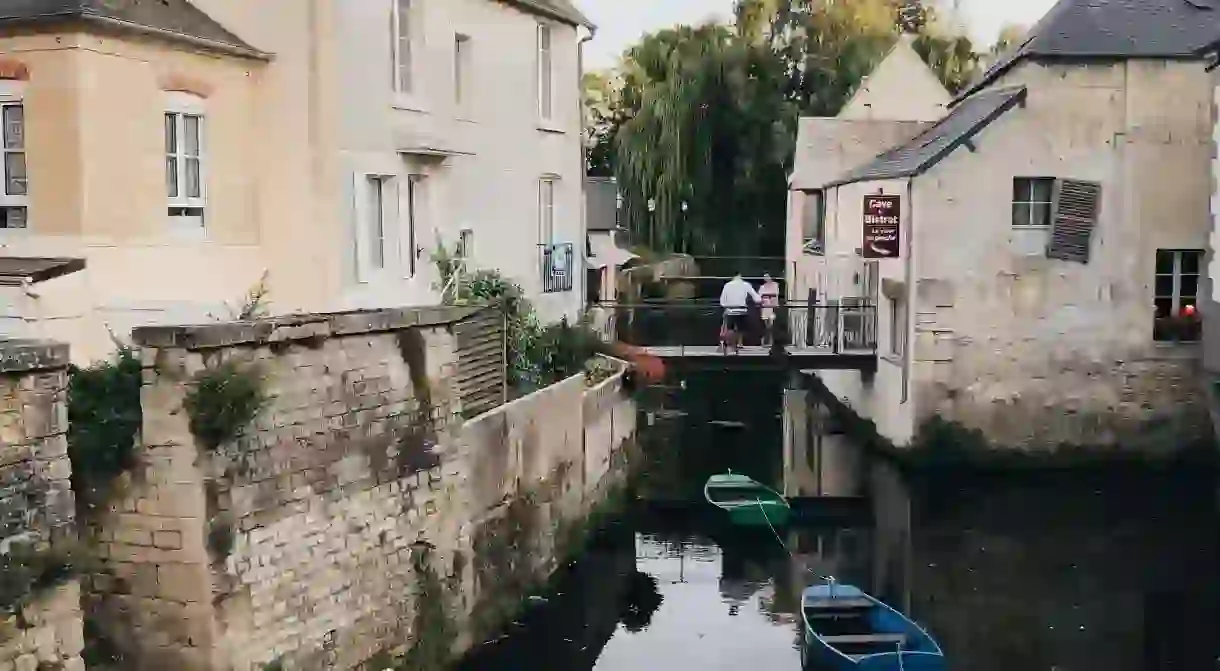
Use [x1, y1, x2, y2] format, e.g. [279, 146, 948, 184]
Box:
[901, 177, 914, 405]
[578, 25, 597, 317]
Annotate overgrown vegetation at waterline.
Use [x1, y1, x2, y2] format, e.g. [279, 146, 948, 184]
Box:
[585, 0, 1025, 257]
[803, 374, 1220, 472]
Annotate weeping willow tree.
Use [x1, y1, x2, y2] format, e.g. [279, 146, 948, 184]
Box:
[615, 24, 795, 256]
[600, 0, 987, 257]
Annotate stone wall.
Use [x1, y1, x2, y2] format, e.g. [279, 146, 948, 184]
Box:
[0, 338, 84, 671]
[87, 309, 636, 670]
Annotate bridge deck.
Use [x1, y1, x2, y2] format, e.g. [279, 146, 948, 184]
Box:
[640, 345, 876, 370]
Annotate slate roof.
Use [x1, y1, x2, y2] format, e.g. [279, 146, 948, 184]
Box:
[0, 0, 263, 57]
[502, 0, 594, 28]
[954, 0, 1220, 103]
[825, 86, 1027, 188]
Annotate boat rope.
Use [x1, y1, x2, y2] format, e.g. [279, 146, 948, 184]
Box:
[753, 496, 836, 590]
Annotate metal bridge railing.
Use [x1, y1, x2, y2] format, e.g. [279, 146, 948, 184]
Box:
[588, 301, 877, 355]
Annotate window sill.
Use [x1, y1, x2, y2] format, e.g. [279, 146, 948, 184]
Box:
[392, 94, 429, 113]
[880, 354, 903, 368]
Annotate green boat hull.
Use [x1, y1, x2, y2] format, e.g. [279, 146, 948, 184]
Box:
[704, 472, 792, 528]
[725, 500, 791, 527]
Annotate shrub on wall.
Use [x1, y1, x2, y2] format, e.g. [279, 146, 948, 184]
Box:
[183, 361, 268, 451]
[433, 244, 605, 391]
[67, 346, 143, 512]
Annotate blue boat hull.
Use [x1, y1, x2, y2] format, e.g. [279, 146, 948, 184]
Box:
[799, 584, 945, 671]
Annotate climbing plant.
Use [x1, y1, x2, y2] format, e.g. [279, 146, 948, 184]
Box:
[183, 361, 268, 451]
[67, 346, 143, 512]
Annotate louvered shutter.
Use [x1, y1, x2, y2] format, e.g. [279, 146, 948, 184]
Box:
[1046, 179, 1102, 263]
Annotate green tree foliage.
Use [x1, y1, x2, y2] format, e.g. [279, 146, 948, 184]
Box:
[589, 0, 999, 257]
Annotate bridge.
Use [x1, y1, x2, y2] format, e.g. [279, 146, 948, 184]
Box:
[590, 300, 878, 371]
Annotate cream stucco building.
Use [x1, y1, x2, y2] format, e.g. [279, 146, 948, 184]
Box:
[0, 0, 589, 362]
[788, 0, 1219, 452]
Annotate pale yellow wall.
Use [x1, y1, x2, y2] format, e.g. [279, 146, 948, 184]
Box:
[839, 35, 950, 122]
[0, 31, 275, 361]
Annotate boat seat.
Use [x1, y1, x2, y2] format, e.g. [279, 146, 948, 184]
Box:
[804, 597, 873, 610]
[822, 633, 907, 646]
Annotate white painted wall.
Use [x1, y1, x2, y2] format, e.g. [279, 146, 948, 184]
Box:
[334, 0, 585, 323]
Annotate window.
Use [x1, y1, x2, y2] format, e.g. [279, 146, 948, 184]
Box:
[539, 178, 555, 245]
[0, 101, 27, 229]
[392, 0, 414, 94]
[537, 24, 553, 120]
[405, 174, 420, 277]
[801, 189, 824, 254]
[166, 109, 205, 221]
[366, 176, 393, 270]
[457, 228, 473, 261]
[1012, 177, 1102, 263]
[888, 296, 906, 358]
[1012, 177, 1054, 229]
[454, 33, 471, 108]
[1153, 249, 1202, 342]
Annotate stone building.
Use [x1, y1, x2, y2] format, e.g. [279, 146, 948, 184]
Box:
[0, 0, 590, 362]
[787, 0, 1219, 451]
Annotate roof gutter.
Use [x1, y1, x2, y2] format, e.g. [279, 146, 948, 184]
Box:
[84, 14, 273, 61]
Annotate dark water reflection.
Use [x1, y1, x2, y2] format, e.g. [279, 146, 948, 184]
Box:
[456, 371, 1220, 671]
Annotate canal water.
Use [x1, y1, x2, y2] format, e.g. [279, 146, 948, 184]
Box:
[455, 370, 1220, 671]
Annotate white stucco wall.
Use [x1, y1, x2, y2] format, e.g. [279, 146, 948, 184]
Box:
[818, 59, 1213, 450]
[333, 0, 585, 323]
[787, 121, 928, 303]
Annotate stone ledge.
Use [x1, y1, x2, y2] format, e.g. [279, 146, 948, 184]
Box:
[132, 305, 489, 351]
[0, 338, 70, 373]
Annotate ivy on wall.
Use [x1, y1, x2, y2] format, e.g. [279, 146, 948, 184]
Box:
[67, 347, 143, 514]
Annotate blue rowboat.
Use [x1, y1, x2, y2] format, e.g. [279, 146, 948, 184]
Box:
[800, 582, 944, 671]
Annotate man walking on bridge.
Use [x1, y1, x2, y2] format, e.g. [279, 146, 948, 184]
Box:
[719, 272, 761, 354]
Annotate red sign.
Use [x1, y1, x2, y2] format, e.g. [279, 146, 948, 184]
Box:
[863, 195, 901, 258]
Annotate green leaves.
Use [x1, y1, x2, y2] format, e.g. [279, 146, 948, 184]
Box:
[67, 347, 143, 511]
[587, 0, 990, 260]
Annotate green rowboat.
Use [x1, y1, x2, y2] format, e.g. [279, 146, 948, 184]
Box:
[703, 471, 791, 527]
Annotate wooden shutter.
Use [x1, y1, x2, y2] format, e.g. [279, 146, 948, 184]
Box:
[1046, 179, 1102, 263]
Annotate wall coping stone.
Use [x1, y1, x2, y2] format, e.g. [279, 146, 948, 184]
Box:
[0, 337, 69, 372]
[132, 305, 487, 350]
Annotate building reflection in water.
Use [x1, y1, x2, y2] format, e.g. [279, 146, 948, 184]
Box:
[461, 371, 1220, 671]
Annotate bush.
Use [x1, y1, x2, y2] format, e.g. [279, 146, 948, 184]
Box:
[183, 361, 268, 451]
[67, 347, 143, 511]
[433, 244, 602, 390]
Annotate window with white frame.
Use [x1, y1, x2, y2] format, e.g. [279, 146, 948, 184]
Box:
[801, 189, 824, 254]
[366, 175, 394, 271]
[454, 33, 471, 108]
[392, 0, 415, 95]
[888, 296, 906, 358]
[165, 101, 205, 222]
[537, 23, 553, 120]
[404, 174, 421, 277]
[1153, 249, 1202, 342]
[539, 177, 555, 245]
[0, 100, 27, 229]
[1011, 177, 1054, 229]
[458, 228, 473, 261]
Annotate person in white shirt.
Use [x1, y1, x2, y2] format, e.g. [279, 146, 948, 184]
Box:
[719, 273, 762, 353]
